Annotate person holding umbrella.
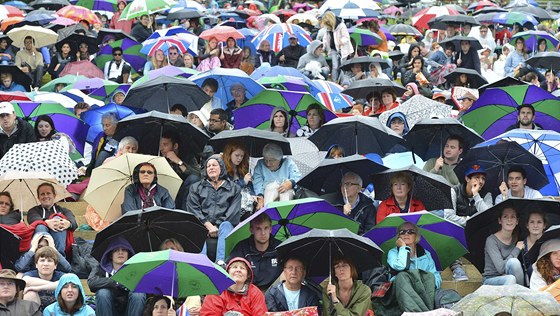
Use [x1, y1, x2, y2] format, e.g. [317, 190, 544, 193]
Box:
[423, 135, 464, 186]
[121, 162, 175, 214]
[222, 141, 255, 218]
[495, 165, 543, 204]
[376, 172, 426, 223]
[456, 40, 481, 74]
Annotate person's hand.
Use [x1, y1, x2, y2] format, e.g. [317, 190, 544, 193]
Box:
[457, 58, 462, 66]
[21, 66, 29, 73]
[471, 178, 481, 196]
[30, 234, 42, 252]
[343, 203, 352, 216]
[256, 196, 264, 210]
[205, 222, 219, 238]
[188, 306, 201, 316]
[326, 283, 339, 304]
[45, 218, 58, 231]
[243, 173, 252, 183]
[434, 157, 444, 171]
[54, 64, 60, 71]
[163, 151, 180, 164]
[396, 237, 406, 248]
[499, 181, 508, 197]
[277, 180, 292, 193]
[59, 219, 71, 231]
[279, 55, 286, 62]
[516, 241, 524, 250]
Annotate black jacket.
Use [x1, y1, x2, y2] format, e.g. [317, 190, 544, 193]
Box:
[265, 281, 321, 312]
[323, 192, 376, 235]
[0, 117, 36, 159]
[453, 183, 478, 217]
[228, 236, 282, 289]
[27, 204, 77, 231]
[130, 23, 152, 43]
[274, 44, 306, 68]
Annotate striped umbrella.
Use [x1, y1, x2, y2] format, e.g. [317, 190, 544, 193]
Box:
[75, 0, 117, 11]
[349, 27, 383, 46]
[140, 35, 196, 56]
[251, 23, 312, 53]
[328, 2, 380, 19]
[119, 0, 176, 20]
[312, 80, 344, 94]
[316, 92, 354, 111]
[319, 0, 381, 14]
[412, 6, 459, 31]
[0, 5, 24, 20]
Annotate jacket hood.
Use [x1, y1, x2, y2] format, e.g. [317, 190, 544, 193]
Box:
[307, 40, 323, 54]
[386, 111, 410, 135]
[100, 236, 135, 274]
[269, 107, 288, 130]
[325, 144, 345, 158]
[204, 154, 227, 180]
[132, 162, 158, 186]
[55, 273, 85, 302]
[226, 257, 254, 285]
[405, 82, 419, 96]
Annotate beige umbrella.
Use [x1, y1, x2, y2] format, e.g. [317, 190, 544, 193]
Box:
[83, 153, 182, 223]
[7, 25, 58, 48]
[0, 171, 71, 217]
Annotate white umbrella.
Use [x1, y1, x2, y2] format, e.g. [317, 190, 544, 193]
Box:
[319, 0, 381, 14]
[379, 95, 453, 129]
[7, 25, 58, 48]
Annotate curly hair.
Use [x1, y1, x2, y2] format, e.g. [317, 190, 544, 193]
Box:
[536, 253, 558, 285]
[222, 140, 249, 179]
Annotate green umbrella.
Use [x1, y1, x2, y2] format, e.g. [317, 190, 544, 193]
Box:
[60, 78, 121, 100]
[39, 75, 89, 92]
[75, 0, 117, 11]
[119, 0, 177, 20]
[349, 27, 383, 46]
[225, 197, 360, 256]
[94, 38, 146, 74]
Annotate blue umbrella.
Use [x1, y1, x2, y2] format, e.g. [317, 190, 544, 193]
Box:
[146, 26, 196, 40]
[237, 28, 258, 51]
[250, 64, 321, 96]
[5, 1, 34, 10]
[251, 23, 312, 53]
[189, 68, 265, 105]
[24, 8, 56, 24]
[81, 103, 140, 143]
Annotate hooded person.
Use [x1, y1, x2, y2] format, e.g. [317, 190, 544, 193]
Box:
[121, 162, 175, 214]
[269, 107, 293, 137]
[200, 257, 267, 316]
[493, 43, 514, 78]
[111, 88, 126, 105]
[297, 40, 330, 80]
[43, 273, 95, 316]
[386, 112, 410, 136]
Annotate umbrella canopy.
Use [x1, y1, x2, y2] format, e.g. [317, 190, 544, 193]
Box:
[84, 153, 183, 222]
[0, 91, 31, 102]
[59, 60, 104, 79]
[286, 13, 319, 26]
[250, 65, 321, 96]
[349, 27, 384, 46]
[0, 5, 24, 20]
[344, 78, 407, 100]
[308, 115, 405, 156]
[258, 75, 311, 92]
[444, 67, 488, 89]
[364, 211, 468, 270]
[461, 85, 560, 139]
[39, 74, 88, 92]
[56, 32, 99, 55]
[511, 5, 553, 21]
[371, 165, 453, 211]
[141, 35, 197, 57]
[75, 0, 118, 11]
[525, 223, 560, 265]
[56, 5, 100, 25]
[190, 68, 265, 105]
[4, 1, 34, 10]
[440, 35, 483, 51]
[119, 0, 176, 20]
[32, 89, 104, 108]
[167, 8, 204, 20]
[208, 127, 291, 157]
[512, 32, 560, 52]
[7, 24, 58, 48]
[526, 52, 560, 72]
[112, 250, 234, 298]
[386, 23, 422, 37]
[225, 198, 360, 256]
[428, 15, 480, 30]
[0, 226, 20, 270]
[412, 6, 460, 31]
[493, 11, 538, 26]
[81, 103, 138, 143]
[326, 2, 380, 19]
[468, 0, 498, 12]
[96, 28, 137, 45]
[378, 95, 453, 129]
[23, 8, 56, 25]
[91, 207, 207, 261]
[297, 154, 388, 195]
[123, 75, 209, 113]
[251, 23, 312, 53]
[276, 228, 384, 277]
[94, 38, 146, 74]
[478, 76, 526, 94]
[319, 0, 381, 14]
[0, 64, 32, 91]
[199, 25, 244, 42]
[316, 92, 354, 112]
[29, 0, 70, 10]
[340, 56, 388, 72]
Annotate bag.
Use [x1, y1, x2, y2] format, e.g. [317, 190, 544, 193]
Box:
[71, 237, 99, 279]
[265, 306, 318, 316]
[434, 288, 462, 309]
[363, 266, 392, 298]
[542, 278, 560, 303]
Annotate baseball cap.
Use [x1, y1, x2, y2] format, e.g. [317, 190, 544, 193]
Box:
[0, 102, 14, 115]
[465, 164, 486, 177]
[288, 34, 298, 39]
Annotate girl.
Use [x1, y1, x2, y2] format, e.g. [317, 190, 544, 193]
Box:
[197, 37, 221, 71]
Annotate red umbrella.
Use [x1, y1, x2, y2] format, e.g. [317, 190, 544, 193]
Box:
[59, 60, 104, 78]
[56, 5, 101, 25]
[0, 5, 24, 20]
[200, 26, 245, 42]
[0, 91, 31, 102]
[412, 6, 459, 31]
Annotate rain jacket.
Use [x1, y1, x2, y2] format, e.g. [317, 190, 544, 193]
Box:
[109, 0, 133, 33]
[43, 273, 95, 316]
[0, 298, 40, 315]
[255, 49, 275, 68]
[322, 279, 372, 316]
[325, 191, 377, 235]
[201, 257, 267, 316]
[0, 117, 36, 159]
[455, 47, 481, 74]
[253, 157, 301, 196]
[27, 204, 77, 231]
[297, 40, 330, 74]
[121, 184, 175, 214]
[274, 44, 306, 68]
[322, 17, 354, 60]
[385, 112, 410, 135]
[387, 244, 441, 288]
[0, 81, 25, 92]
[265, 281, 321, 312]
[221, 45, 243, 69]
[376, 196, 425, 223]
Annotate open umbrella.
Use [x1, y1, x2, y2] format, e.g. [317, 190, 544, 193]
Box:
[167, 8, 204, 20]
[326, 2, 379, 19]
[91, 207, 207, 261]
[440, 35, 483, 51]
[511, 5, 553, 21]
[444, 68, 488, 89]
[525, 223, 560, 265]
[0, 226, 20, 270]
[316, 92, 354, 112]
[340, 56, 388, 72]
[378, 95, 453, 129]
[492, 11, 538, 26]
[258, 75, 310, 92]
[96, 28, 137, 45]
[251, 23, 312, 53]
[208, 127, 291, 157]
[59, 60, 104, 79]
[75, 0, 118, 11]
[427, 15, 480, 30]
[364, 211, 468, 270]
[0, 5, 24, 20]
[140, 35, 197, 57]
[81, 103, 138, 143]
[386, 23, 422, 37]
[32, 89, 104, 108]
[478, 76, 526, 94]
[190, 68, 265, 105]
[119, 0, 176, 20]
[412, 6, 460, 31]
[6, 24, 58, 48]
[343, 78, 407, 100]
[526, 52, 560, 72]
[512, 32, 560, 52]
[225, 198, 360, 256]
[0, 91, 31, 102]
[199, 25, 244, 42]
[4, 1, 34, 10]
[0, 64, 32, 91]
[56, 32, 99, 55]
[23, 8, 56, 25]
[250, 65, 321, 96]
[112, 250, 234, 298]
[56, 5, 101, 25]
[94, 38, 146, 74]
[319, 0, 381, 14]
[38, 74, 87, 92]
[29, 0, 70, 10]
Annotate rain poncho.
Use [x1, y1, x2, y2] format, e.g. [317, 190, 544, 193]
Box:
[43, 273, 95, 316]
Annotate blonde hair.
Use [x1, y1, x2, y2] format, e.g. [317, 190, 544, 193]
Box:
[321, 12, 336, 30]
[150, 49, 168, 69]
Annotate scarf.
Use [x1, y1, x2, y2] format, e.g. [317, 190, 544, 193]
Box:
[138, 184, 157, 208]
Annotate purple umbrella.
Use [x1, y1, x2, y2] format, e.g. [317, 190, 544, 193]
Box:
[81, 102, 140, 143]
[250, 65, 322, 96]
[138, 65, 199, 82]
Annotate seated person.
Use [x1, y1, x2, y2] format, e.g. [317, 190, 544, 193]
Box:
[495, 165, 543, 204]
[0, 72, 25, 92]
[296, 103, 326, 137]
[43, 273, 95, 315]
[143, 295, 173, 316]
[377, 172, 425, 223]
[200, 257, 267, 315]
[27, 183, 77, 256]
[228, 213, 282, 290]
[86, 112, 119, 175]
[121, 162, 175, 213]
[0, 269, 41, 315]
[15, 233, 71, 273]
[22, 246, 64, 310]
[386, 112, 410, 137]
[87, 236, 146, 315]
[265, 256, 321, 313]
[523, 210, 547, 280]
[200, 78, 223, 113]
[423, 135, 464, 186]
[0, 191, 22, 225]
[530, 239, 560, 291]
[297, 40, 329, 80]
[15, 36, 44, 89]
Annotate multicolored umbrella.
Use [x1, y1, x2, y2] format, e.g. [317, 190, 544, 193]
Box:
[39, 75, 89, 92]
[258, 75, 310, 92]
[133, 65, 198, 86]
[81, 103, 138, 143]
[468, 0, 498, 12]
[251, 23, 312, 53]
[233, 89, 337, 135]
[189, 68, 265, 105]
[327, 2, 380, 19]
[75, 0, 117, 11]
[511, 31, 560, 51]
[112, 250, 234, 298]
[412, 6, 459, 31]
[0, 5, 24, 20]
[145, 26, 199, 55]
[60, 77, 119, 94]
[31, 89, 105, 108]
[250, 64, 321, 96]
[0, 91, 30, 102]
[461, 85, 560, 139]
[88, 83, 130, 102]
[319, 0, 381, 14]
[56, 5, 101, 25]
[312, 80, 344, 94]
[94, 38, 147, 74]
[493, 11, 538, 26]
[225, 198, 360, 256]
[364, 211, 468, 270]
[316, 92, 354, 112]
[349, 27, 383, 46]
[140, 35, 196, 56]
[119, 0, 176, 20]
[199, 25, 244, 42]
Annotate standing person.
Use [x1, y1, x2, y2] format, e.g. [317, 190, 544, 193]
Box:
[456, 40, 481, 74]
[505, 104, 543, 131]
[220, 37, 242, 69]
[0, 102, 35, 159]
[255, 40, 275, 68]
[320, 11, 353, 82]
[274, 34, 306, 68]
[110, 0, 133, 33]
[495, 165, 543, 204]
[15, 36, 44, 89]
[0, 269, 41, 315]
[376, 172, 425, 223]
[104, 47, 132, 83]
[121, 162, 175, 213]
[423, 135, 464, 186]
[130, 15, 153, 43]
[43, 273, 95, 316]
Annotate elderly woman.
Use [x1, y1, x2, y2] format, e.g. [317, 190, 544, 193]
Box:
[43, 273, 95, 316]
[323, 257, 371, 316]
[0, 192, 21, 224]
[0, 269, 41, 315]
[530, 239, 560, 291]
[296, 103, 326, 137]
[121, 162, 175, 214]
[376, 172, 425, 223]
[255, 40, 274, 68]
[253, 143, 301, 210]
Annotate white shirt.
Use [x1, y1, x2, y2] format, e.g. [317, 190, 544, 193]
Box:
[494, 185, 543, 204]
[282, 283, 300, 311]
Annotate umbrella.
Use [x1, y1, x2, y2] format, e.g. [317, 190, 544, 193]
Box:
[0, 65, 32, 91]
[364, 211, 468, 270]
[512, 32, 560, 52]
[119, 0, 176, 20]
[81, 103, 138, 143]
[225, 198, 360, 256]
[526, 52, 560, 72]
[113, 111, 209, 158]
[0, 140, 78, 186]
[258, 75, 310, 92]
[190, 68, 265, 105]
[132, 66, 198, 87]
[371, 165, 453, 211]
[112, 250, 234, 297]
[84, 153, 183, 222]
[96, 28, 137, 45]
[32, 89, 104, 108]
[141, 35, 197, 57]
[327, 2, 380, 19]
[94, 38, 147, 74]
[251, 23, 312, 53]
[0, 91, 31, 102]
[56, 32, 99, 55]
[297, 154, 388, 194]
[440, 35, 483, 52]
[461, 85, 560, 140]
[276, 228, 384, 277]
[427, 15, 480, 30]
[312, 80, 344, 94]
[167, 8, 204, 20]
[233, 89, 337, 136]
[348, 28, 383, 46]
[123, 76, 209, 113]
[468, 0, 498, 12]
[59, 60, 104, 79]
[29, 0, 70, 10]
[287, 137, 325, 177]
[169, 0, 206, 13]
[340, 56, 388, 72]
[39, 75, 87, 92]
[386, 23, 422, 37]
[343, 78, 407, 100]
[454, 141, 548, 197]
[208, 127, 291, 157]
[316, 92, 354, 112]
[67, 79, 127, 102]
[286, 13, 319, 26]
[319, 0, 381, 14]
[404, 117, 484, 161]
[49, 16, 78, 28]
[0, 225, 20, 270]
[199, 25, 244, 42]
[91, 207, 207, 261]
[525, 223, 560, 265]
[465, 199, 560, 273]
[411, 6, 460, 31]
[56, 5, 101, 25]
[478, 76, 526, 94]
[492, 11, 538, 26]
[4, 1, 34, 10]
[6, 24, 58, 48]
[308, 115, 405, 156]
[444, 67, 488, 88]
[510, 5, 553, 21]
[378, 95, 453, 129]
[23, 8, 56, 25]
[250, 65, 321, 96]
[75, 0, 117, 11]
[0, 5, 24, 20]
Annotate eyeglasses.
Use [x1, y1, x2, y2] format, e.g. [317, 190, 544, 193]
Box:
[113, 53, 122, 56]
[0, 201, 12, 207]
[285, 266, 304, 273]
[334, 263, 350, 270]
[399, 229, 416, 235]
[139, 170, 154, 175]
[169, 52, 178, 55]
[343, 182, 359, 187]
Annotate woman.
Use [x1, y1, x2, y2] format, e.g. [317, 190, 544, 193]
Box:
[34, 115, 79, 160]
[255, 40, 274, 68]
[482, 206, 524, 285]
[187, 111, 209, 129]
[380, 88, 400, 111]
[377, 172, 425, 223]
[321, 11, 353, 82]
[143, 295, 172, 316]
[401, 82, 419, 102]
[197, 37, 221, 72]
[323, 257, 371, 316]
[183, 53, 196, 69]
[541, 69, 559, 92]
[144, 49, 168, 73]
[493, 43, 513, 78]
[505, 37, 527, 77]
[223, 141, 255, 220]
[385, 112, 410, 137]
[121, 162, 175, 214]
[110, 0, 133, 33]
[201, 257, 267, 316]
[296, 103, 325, 137]
[43, 273, 95, 315]
[48, 43, 75, 79]
[368, 62, 390, 80]
[530, 239, 560, 290]
[536, 38, 549, 53]
[454, 73, 471, 88]
[523, 210, 547, 279]
[0, 192, 21, 224]
[220, 37, 242, 69]
[399, 44, 421, 78]
[367, 93, 386, 115]
[269, 107, 293, 137]
[240, 47, 255, 75]
[402, 57, 432, 95]
[253, 143, 301, 210]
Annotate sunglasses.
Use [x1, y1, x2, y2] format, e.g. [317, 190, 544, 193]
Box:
[169, 52, 178, 55]
[399, 229, 416, 235]
[139, 170, 154, 175]
[113, 53, 122, 56]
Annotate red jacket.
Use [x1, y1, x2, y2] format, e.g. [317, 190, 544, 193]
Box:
[376, 196, 426, 223]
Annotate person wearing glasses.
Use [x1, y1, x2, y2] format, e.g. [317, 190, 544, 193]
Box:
[121, 162, 175, 214]
[0, 269, 41, 315]
[167, 46, 184, 67]
[376, 172, 426, 223]
[104, 46, 132, 83]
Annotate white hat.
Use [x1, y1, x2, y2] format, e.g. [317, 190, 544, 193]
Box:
[537, 239, 560, 262]
[0, 102, 14, 115]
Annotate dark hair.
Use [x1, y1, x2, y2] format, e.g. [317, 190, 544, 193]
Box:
[250, 212, 272, 229]
[444, 42, 455, 51]
[73, 102, 90, 114]
[143, 295, 171, 316]
[132, 162, 158, 185]
[0, 192, 15, 212]
[517, 104, 535, 115]
[380, 88, 397, 103]
[202, 78, 219, 92]
[57, 280, 84, 314]
[499, 207, 520, 241]
[170, 103, 187, 117]
[412, 56, 424, 69]
[210, 108, 228, 122]
[112, 46, 123, 55]
[507, 165, 527, 179]
[446, 135, 464, 150]
[270, 108, 289, 131]
[526, 209, 547, 228]
[161, 130, 179, 146]
[306, 103, 325, 126]
[37, 182, 55, 196]
[24, 36, 34, 45]
[34, 115, 57, 140]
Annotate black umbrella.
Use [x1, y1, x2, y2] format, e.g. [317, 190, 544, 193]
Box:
[478, 76, 526, 93]
[440, 35, 483, 51]
[276, 228, 384, 277]
[208, 127, 292, 157]
[113, 111, 210, 159]
[0, 65, 32, 91]
[388, 50, 405, 62]
[168, 9, 204, 20]
[340, 56, 389, 72]
[444, 67, 488, 88]
[91, 207, 207, 261]
[29, 0, 70, 10]
[510, 6, 553, 21]
[526, 52, 560, 72]
[387, 23, 422, 37]
[297, 154, 388, 195]
[0, 226, 21, 270]
[428, 15, 480, 30]
[343, 78, 407, 100]
[56, 32, 99, 55]
[454, 141, 548, 196]
[123, 76, 210, 113]
[404, 117, 484, 161]
[526, 221, 560, 265]
[56, 24, 94, 39]
[472, 7, 507, 15]
[371, 165, 453, 211]
[308, 116, 405, 156]
[474, 12, 501, 23]
[465, 198, 560, 273]
[96, 28, 137, 45]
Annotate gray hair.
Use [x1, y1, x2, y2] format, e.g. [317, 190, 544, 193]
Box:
[230, 82, 245, 92]
[118, 136, 138, 149]
[101, 112, 119, 125]
[262, 143, 283, 161]
[342, 171, 363, 187]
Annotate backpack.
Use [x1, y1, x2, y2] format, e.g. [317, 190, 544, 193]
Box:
[434, 288, 462, 309]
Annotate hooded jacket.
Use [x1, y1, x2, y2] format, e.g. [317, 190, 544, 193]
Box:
[87, 236, 135, 292]
[269, 107, 293, 137]
[201, 257, 267, 316]
[385, 112, 410, 136]
[297, 40, 329, 73]
[121, 163, 175, 214]
[43, 273, 95, 316]
[0, 117, 36, 159]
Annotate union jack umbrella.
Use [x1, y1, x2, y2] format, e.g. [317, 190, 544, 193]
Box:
[141, 35, 197, 56]
[251, 23, 312, 53]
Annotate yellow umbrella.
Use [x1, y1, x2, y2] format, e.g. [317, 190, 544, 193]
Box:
[7, 25, 58, 48]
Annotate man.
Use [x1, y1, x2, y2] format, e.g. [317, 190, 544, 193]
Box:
[159, 131, 200, 182]
[0, 269, 41, 315]
[0, 72, 25, 92]
[274, 34, 306, 68]
[207, 108, 229, 136]
[87, 112, 119, 175]
[104, 47, 132, 84]
[265, 257, 321, 313]
[456, 92, 478, 120]
[27, 183, 77, 256]
[505, 104, 543, 131]
[167, 46, 184, 67]
[0, 101, 35, 159]
[455, 40, 481, 74]
[0, 37, 16, 65]
[423, 135, 464, 185]
[130, 15, 153, 43]
[73, 102, 90, 118]
[87, 237, 146, 315]
[224, 83, 248, 125]
[495, 165, 543, 204]
[297, 40, 330, 80]
[228, 213, 282, 290]
[15, 36, 44, 88]
[22, 246, 64, 310]
[445, 25, 458, 39]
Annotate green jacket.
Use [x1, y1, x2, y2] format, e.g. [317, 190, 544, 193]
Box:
[422, 158, 459, 186]
[322, 280, 372, 316]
